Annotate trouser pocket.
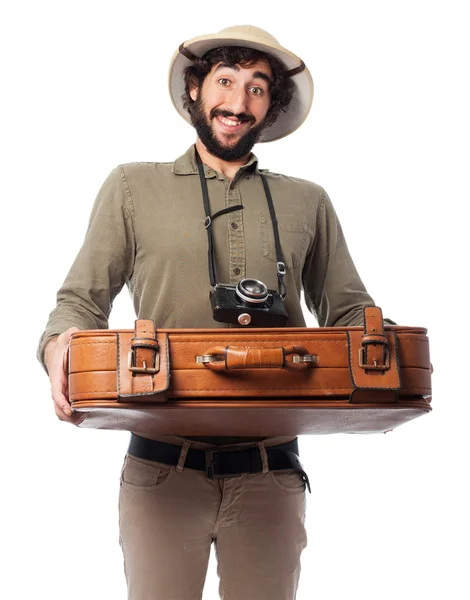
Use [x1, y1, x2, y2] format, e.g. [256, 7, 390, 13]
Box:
[120, 453, 174, 491]
[270, 469, 311, 493]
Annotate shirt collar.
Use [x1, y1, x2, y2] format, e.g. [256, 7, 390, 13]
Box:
[172, 144, 269, 178]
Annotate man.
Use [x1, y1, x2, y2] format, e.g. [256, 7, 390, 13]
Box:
[38, 25, 395, 600]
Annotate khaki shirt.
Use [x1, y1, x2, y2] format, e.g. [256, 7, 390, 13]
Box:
[37, 144, 394, 450]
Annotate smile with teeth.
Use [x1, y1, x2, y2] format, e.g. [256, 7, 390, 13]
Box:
[219, 116, 242, 126]
[215, 115, 250, 130]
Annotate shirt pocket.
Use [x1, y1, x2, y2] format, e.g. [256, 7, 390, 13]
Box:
[258, 212, 308, 270]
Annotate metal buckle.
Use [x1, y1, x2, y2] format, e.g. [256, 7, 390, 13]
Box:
[292, 354, 317, 364]
[127, 349, 159, 374]
[205, 450, 222, 479]
[277, 261, 286, 276]
[196, 354, 223, 364]
[205, 449, 244, 479]
[358, 347, 390, 370]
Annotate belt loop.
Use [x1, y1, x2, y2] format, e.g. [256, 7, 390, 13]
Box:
[257, 442, 269, 473]
[176, 440, 191, 472]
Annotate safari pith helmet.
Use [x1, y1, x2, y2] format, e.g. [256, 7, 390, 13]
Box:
[168, 25, 314, 142]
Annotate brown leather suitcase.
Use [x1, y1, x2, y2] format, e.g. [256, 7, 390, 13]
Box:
[68, 306, 432, 436]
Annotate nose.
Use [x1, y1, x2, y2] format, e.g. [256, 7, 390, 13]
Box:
[224, 86, 249, 116]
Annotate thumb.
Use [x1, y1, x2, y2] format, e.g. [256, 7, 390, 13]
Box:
[58, 326, 80, 345]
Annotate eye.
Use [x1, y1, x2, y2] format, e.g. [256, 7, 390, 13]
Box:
[217, 78, 231, 86]
[249, 86, 264, 96]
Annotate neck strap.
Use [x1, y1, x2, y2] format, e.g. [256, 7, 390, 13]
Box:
[195, 146, 287, 299]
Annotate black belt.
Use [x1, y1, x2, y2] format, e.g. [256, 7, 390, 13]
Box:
[128, 434, 311, 493]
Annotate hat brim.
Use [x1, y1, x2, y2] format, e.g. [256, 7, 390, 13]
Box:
[168, 31, 314, 143]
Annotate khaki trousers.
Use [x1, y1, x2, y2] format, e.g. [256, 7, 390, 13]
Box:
[118, 441, 308, 600]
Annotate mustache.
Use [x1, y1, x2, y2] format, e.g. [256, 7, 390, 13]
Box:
[210, 108, 255, 124]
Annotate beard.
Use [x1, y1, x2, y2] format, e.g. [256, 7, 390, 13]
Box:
[189, 94, 268, 162]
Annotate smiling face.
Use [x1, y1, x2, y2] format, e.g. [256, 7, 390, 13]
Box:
[188, 59, 273, 161]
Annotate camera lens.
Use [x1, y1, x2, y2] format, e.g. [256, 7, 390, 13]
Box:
[236, 278, 268, 304]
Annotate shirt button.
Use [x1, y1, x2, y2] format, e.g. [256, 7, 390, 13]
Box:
[233, 267, 241, 275]
[231, 222, 238, 229]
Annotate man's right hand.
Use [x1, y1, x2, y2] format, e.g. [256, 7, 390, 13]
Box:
[44, 327, 84, 424]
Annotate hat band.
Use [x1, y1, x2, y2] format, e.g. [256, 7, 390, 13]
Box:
[178, 43, 305, 78]
[286, 60, 305, 77]
[179, 43, 198, 61]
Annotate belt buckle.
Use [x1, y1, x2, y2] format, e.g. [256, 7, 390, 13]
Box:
[205, 448, 244, 479]
[205, 449, 222, 479]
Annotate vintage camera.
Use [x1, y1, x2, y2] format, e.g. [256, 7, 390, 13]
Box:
[210, 278, 288, 327]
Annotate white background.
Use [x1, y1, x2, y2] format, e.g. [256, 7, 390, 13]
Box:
[2, 1, 469, 598]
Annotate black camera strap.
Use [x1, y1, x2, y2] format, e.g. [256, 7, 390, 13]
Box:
[260, 173, 288, 299]
[195, 146, 287, 299]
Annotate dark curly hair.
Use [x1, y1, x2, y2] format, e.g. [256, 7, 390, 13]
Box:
[182, 46, 295, 129]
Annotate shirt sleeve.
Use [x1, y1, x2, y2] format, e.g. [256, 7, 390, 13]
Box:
[302, 187, 396, 327]
[36, 165, 136, 373]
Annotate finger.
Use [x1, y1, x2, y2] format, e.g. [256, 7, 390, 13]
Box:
[49, 345, 72, 414]
[61, 348, 71, 399]
[54, 404, 85, 425]
[62, 345, 69, 373]
[51, 369, 72, 416]
[54, 404, 69, 421]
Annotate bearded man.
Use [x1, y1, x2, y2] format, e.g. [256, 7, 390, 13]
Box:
[38, 25, 395, 600]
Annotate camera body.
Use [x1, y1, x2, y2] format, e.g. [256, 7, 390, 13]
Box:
[210, 279, 288, 327]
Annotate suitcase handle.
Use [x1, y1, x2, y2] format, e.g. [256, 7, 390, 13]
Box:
[196, 345, 316, 372]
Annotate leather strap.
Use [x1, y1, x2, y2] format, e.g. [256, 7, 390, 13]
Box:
[361, 306, 387, 369]
[130, 319, 159, 373]
[117, 321, 170, 400]
[127, 434, 311, 493]
[347, 306, 401, 397]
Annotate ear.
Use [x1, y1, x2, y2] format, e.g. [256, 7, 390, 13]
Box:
[189, 81, 199, 102]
